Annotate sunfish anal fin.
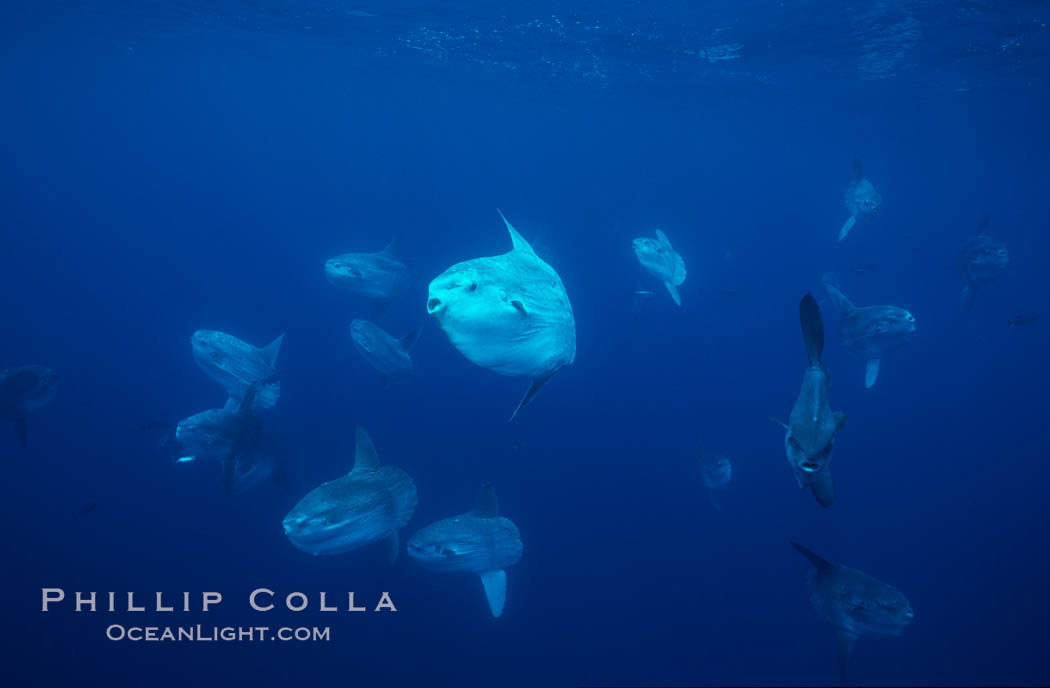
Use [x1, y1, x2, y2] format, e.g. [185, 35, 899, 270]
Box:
[382, 531, 399, 565]
[353, 426, 381, 473]
[664, 281, 681, 306]
[509, 374, 555, 422]
[839, 214, 857, 241]
[810, 470, 835, 508]
[479, 569, 507, 618]
[836, 630, 857, 682]
[865, 359, 880, 388]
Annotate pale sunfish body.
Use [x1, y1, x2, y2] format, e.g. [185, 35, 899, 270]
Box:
[427, 211, 576, 420]
[191, 329, 283, 409]
[632, 229, 687, 306]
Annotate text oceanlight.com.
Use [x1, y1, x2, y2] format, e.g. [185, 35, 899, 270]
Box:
[105, 625, 330, 642]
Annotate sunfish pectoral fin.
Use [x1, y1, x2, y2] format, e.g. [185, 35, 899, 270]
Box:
[382, 531, 399, 565]
[260, 333, 285, 367]
[479, 570, 507, 618]
[509, 373, 555, 422]
[810, 470, 835, 508]
[836, 630, 857, 682]
[664, 281, 682, 306]
[838, 214, 857, 241]
[13, 417, 27, 446]
[864, 359, 881, 388]
[511, 300, 527, 315]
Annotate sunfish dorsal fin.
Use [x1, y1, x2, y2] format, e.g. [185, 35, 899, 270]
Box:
[654, 229, 673, 248]
[221, 396, 239, 413]
[769, 416, 789, 431]
[497, 209, 536, 255]
[398, 325, 422, 352]
[822, 275, 856, 315]
[479, 570, 507, 618]
[353, 426, 381, 473]
[799, 293, 825, 366]
[472, 482, 499, 517]
[381, 232, 404, 258]
[790, 541, 834, 573]
[260, 333, 285, 367]
[852, 156, 865, 180]
[509, 373, 555, 422]
[976, 216, 990, 236]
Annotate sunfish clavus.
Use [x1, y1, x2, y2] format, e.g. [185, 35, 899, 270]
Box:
[283, 427, 417, 562]
[791, 541, 913, 681]
[407, 483, 523, 617]
[426, 211, 576, 421]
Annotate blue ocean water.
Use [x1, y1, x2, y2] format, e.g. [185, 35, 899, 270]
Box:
[2, 1, 1049, 686]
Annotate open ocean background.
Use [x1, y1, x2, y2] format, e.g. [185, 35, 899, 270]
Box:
[2, 1, 1049, 686]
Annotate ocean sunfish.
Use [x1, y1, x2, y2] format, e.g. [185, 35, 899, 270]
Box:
[702, 452, 732, 512]
[632, 229, 687, 306]
[350, 319, 421, 385]
[283, 427, 417, 562]
[958, 217, 1008, 314]
[791, 541, 914, 681]
[426, 210, 576, 421]
[407, 483, 523, 617]
[191, 329, 283, 409]
[175, 384, 264, 494]
[839, 157, 882, 241]
[0, 365, 58, 446]
[325, 234, 410, 318]
[773, 294, 847, 508]
[823, 277, 916, 388]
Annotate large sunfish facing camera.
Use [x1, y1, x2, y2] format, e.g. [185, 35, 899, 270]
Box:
[426, 211, 576, 420]
[0, 365, 58, 445]
[191, 330, 283, 409]
[791, 542, 914, 681]
[283, 427, 417, 561]
[773, 294, 846, 508]
[407, 483, 523, 617]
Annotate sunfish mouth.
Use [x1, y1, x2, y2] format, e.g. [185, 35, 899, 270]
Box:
[800, 461, 820, 472]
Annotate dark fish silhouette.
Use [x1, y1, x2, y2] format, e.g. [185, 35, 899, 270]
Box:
[1008, 313, 1039, 327]
[792, 542, 913, 681]
[0, 365, 58, 445]
[959, 217, 1008, 313]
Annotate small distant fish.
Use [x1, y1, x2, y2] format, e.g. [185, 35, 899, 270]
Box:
[191, 330, 283, 409]
[1008, 313, 1038, 327]
[702, 453, 732, 511]
[326, 233, 410, 319]
[73, 502, 97, 517]
[849, 263, 877, 275]
[959, 217, 1008, 314]
[719, 287, 744, 296]
[839, 157, 881, 241]
[633, 230, 687, 306]
[350, 319, 421, 385]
